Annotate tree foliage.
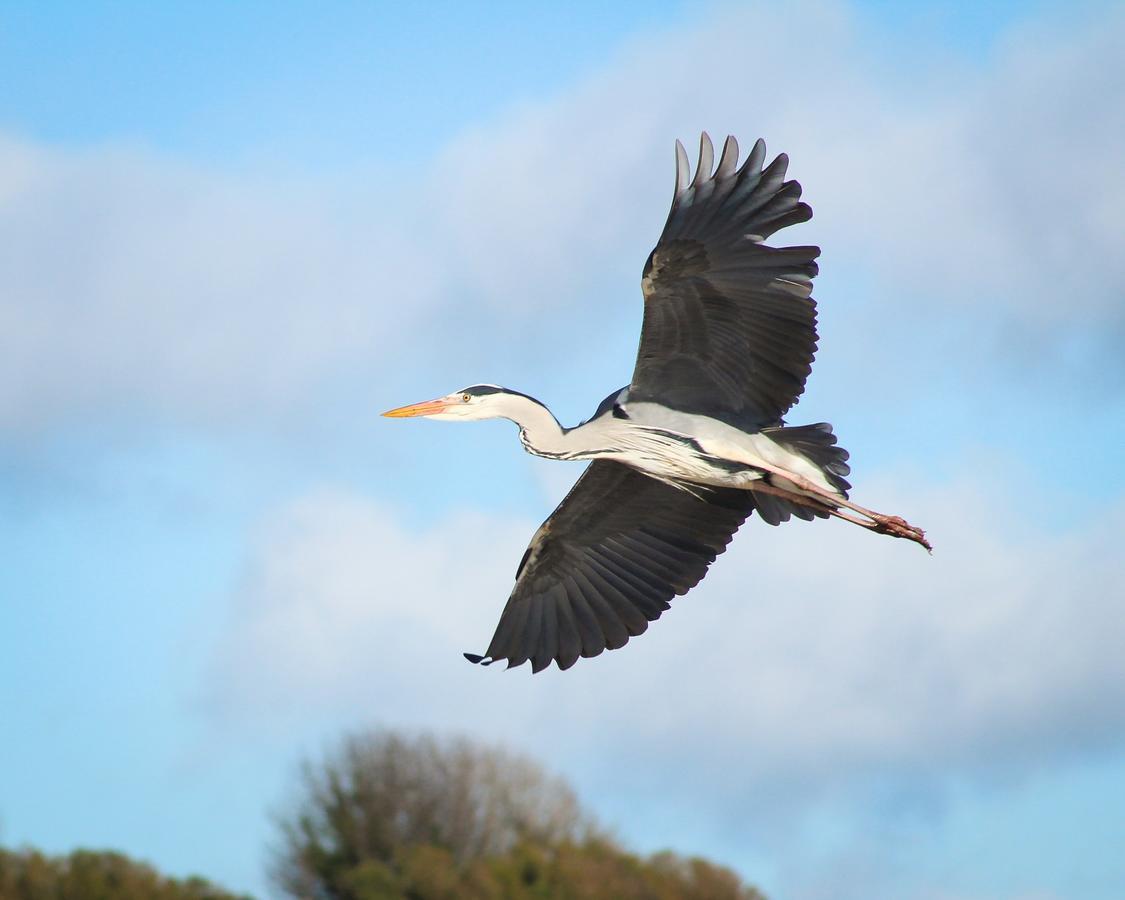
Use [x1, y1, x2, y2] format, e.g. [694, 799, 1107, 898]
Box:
[0, 846, 250, 900]
[272, 729, 764, 900]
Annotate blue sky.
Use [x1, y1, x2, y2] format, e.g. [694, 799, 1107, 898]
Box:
[2, 3, 1124, 899]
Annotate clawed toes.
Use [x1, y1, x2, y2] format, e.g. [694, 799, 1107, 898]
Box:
[874, 515, 931, 551]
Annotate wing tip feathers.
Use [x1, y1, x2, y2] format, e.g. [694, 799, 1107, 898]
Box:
[690, 132, 715, 189]
[674, 140, 690, 198]
[673, 133, 804, 203]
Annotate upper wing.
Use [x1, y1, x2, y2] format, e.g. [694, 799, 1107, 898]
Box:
[465, 460, 757, 673]
[631, 133, 820, 429]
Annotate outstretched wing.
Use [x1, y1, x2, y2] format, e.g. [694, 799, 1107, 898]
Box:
[465, 461, 757, 673]
[631, 133, 820, 429]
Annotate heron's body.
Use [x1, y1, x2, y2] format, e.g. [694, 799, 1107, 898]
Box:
[501, 387, 839, 497]
[385, 133, 929, 672]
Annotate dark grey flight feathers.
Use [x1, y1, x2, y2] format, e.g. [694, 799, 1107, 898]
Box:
[464, 460, 757, 672]
[635, 134, 819, 430]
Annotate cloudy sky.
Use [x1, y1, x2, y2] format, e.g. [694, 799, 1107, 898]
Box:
[2, 2, 1123, 898]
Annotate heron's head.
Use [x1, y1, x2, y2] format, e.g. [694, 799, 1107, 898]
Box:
[382, 384, 526, 422]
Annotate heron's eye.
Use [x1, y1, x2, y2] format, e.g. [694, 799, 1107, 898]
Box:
[462, 393, 472, 403]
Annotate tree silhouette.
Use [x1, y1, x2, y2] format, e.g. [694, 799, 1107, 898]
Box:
[272, 729, 764, 900]
[0, 846, 250, 900]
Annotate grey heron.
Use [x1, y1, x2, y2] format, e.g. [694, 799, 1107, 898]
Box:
[384, 133, 929, 673]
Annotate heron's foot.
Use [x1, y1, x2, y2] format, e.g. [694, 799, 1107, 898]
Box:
[872, 513, 931, 552]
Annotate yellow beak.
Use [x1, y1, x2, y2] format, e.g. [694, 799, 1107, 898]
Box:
[381, 398, 452, 418]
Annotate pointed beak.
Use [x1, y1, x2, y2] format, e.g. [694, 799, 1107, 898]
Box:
[382, 397, 453, 418]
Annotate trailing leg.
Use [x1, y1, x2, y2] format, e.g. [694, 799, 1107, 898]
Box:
[750, 468, 931, 551]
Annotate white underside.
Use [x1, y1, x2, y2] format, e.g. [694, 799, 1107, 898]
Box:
[575, 401, 840, 496]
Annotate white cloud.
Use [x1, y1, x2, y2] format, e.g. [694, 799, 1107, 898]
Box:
[0, 138, 441, 433]
[432, 0, 1125, 331]
[210, 470, 1125, 791]
[211, 488, 532, 717]
[3, 2, 1123, 437]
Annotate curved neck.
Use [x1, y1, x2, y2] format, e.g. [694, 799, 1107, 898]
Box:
[493, 393, 572, 458]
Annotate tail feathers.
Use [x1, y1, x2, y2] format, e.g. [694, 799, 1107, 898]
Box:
[752, 490, 827, 526]
[768, 422, 851, 496]
[752, 422, 851, 526]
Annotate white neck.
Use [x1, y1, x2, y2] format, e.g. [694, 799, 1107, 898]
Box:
[492, 393, 575, 458]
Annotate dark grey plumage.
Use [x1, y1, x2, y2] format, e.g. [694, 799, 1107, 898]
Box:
[632, 134, 820, 430]
[465, 460, 757, 672]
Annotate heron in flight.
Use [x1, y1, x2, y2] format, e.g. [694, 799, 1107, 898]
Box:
[385, 133, 929, 673]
